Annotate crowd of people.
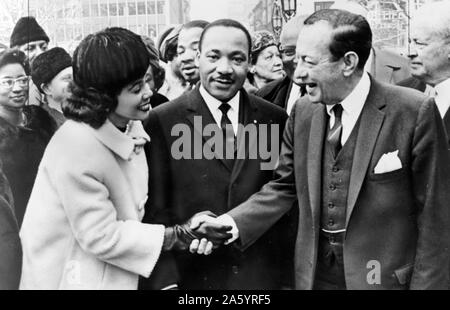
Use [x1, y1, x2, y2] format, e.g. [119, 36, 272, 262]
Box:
[0, 0, 449, 290]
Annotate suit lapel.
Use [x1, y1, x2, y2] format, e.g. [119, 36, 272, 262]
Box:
[307, 105, 327, 232]
[185, 88, 232, 172]
[230, 91, 258, 184]
[346, 79, 386, 227]
[443, 109, 450, 145]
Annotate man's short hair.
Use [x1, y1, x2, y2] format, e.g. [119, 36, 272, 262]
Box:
[304, 9, 372, 70]
[199, 19, 252, 58]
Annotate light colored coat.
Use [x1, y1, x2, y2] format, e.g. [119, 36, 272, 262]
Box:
[20, 119, 165, 290]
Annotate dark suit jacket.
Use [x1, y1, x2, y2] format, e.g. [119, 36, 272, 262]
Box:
[0, 166, 22, 290]
[370, 48, 411, 84]
[228, 78, 450, 290]
[140, 88, 290, 290]
[255, 76, 292, 109]
[397, 76, 427, 93]
[397, 77, 450, 145]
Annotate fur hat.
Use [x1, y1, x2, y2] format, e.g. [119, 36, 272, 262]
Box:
[31, 47, 72, 93]
[10, 17, 49, 48]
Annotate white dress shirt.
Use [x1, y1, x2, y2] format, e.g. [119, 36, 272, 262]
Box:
[433, 78, 450, 118]
[286, 83, 302, 116]
[199, 85, 240, 135]
[326, 72, 371, 146]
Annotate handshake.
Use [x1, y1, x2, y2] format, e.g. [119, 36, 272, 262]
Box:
[162, 211, 236, 255]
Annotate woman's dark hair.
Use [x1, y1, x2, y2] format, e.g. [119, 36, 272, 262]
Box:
[141, 35, 166, 92]
[64, 27, 150, 128]
[0, 48, 30, 75]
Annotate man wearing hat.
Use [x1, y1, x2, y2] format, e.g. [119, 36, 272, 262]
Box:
[158, 25, 189, 100]
[10, 16, 50, 107]
[31, 47, 72, 128]
[10, 16, 49, 65]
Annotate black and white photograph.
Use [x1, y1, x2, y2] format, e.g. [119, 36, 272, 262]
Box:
[0, 0, 449, 296]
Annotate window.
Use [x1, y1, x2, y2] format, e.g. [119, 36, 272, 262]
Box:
[128, 2, 136, 15]
[100, 3, 108, 16]
[138, 2, 146, 15]
[314, 1, 334, 11]
[118, 3, 126, 15]
[109, 3, 118, 16]
[82, 4, 90, 17]
[157, 1, 164, 14]
[91, 3, 99, 16]
[147, 1, 155, 14]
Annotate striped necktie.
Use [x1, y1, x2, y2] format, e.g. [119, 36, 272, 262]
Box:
[327, 104, 343, 158]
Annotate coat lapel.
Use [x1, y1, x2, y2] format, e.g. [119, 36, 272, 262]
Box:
[346, 79, 386, 227]
[230, 91, 258, 184]
[185, 88, 232, 172]
[307, 105, 327, 232]
[443, 109, 450, 146]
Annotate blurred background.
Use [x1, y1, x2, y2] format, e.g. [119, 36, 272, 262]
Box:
[0, 0, 434, 56]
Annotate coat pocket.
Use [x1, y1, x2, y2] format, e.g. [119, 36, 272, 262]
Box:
[368, 167, 407, 183]
[393, 263, 414, 285]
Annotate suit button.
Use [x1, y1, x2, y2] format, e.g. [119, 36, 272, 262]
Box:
[332, 166, 339, 173]
[232, 266, 239, 274]
[329, 184, 336, 191]
[328, 219, 334, 226]
[328, 202, 335, 209]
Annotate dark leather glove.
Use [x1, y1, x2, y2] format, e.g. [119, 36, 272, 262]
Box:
[162, 211, 232, 251]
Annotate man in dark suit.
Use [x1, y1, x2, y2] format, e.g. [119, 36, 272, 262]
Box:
[256, 15, 307, 114]
[140, 19, 289, 290]
[0, 163, 22, 290]
[397, 1, 450, 145]
[196, 9, 450, 290]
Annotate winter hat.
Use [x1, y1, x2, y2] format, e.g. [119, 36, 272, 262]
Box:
[10, 16, 50, 48]
[251, 30, 278, 64]
[31, 47, 72, 94]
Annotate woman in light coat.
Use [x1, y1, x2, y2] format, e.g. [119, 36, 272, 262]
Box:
[19, 27, 222, 290]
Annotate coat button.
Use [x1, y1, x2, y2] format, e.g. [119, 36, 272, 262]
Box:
[328, 219, 334, 226]
[329, 184, 336, 191]
[328, 202, 335, 209]
[232, 266, 239, 274]
[332, 166, 339, 173]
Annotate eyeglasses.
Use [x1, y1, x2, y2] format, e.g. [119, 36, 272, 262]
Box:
[0, 76, 30, 90]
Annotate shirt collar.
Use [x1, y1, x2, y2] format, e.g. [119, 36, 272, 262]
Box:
[90, 119, 150, 161]
[326, 72, 371, 116]
[434, 78, 450, 98]
[199, 85, 240, 112]
[433, 78, 450, 117]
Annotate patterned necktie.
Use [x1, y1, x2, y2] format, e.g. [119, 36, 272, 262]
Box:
[327, 104, 343, 158]
[218, 102, 236, 168]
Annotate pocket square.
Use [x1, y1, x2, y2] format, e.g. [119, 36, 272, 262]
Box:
[374, 150, 402, 174]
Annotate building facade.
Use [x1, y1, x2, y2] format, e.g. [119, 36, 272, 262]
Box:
[0, 0, 190, 52]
